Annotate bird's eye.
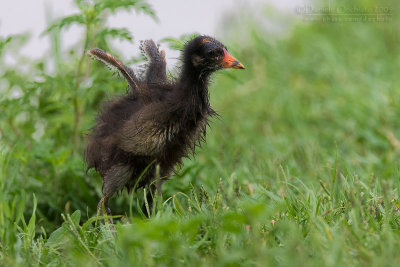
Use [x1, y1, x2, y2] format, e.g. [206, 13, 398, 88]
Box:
[206, 50, 216, 58]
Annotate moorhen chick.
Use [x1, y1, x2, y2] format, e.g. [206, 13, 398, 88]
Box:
[85, 35, 244, 218]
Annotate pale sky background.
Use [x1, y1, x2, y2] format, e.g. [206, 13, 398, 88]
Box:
[0, 0, 306, 67]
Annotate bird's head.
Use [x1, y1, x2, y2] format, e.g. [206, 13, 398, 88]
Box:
[183, 35, 245, 75]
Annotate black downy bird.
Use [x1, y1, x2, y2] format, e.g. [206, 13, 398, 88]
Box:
[85, 35, 244, 218]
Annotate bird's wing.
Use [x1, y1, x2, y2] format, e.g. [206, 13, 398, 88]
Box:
[140, 40, 168, 84]
[88, 48, 150, 99]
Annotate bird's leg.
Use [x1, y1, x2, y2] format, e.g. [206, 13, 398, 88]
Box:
[98, 164, 132, 224]
[97, 195, 113, 224]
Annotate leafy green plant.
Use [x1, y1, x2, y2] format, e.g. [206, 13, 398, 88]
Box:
[44, 0, 156, 152]
[0, 0, 157, 244]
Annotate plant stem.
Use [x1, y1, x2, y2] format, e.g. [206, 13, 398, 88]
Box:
[72, 24, 91, 154]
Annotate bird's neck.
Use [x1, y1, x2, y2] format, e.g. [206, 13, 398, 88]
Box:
[178, 67, 212, 118]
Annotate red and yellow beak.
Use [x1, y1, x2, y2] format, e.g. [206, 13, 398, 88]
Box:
[221, 48, 245, 69]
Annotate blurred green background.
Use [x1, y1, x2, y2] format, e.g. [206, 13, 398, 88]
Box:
[0, 0, 398, 266]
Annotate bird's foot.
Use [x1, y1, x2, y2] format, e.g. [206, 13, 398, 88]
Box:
[97, 196, 114, 225]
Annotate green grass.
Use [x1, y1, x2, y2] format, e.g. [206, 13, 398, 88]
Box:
[0, 0, 399, 266]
